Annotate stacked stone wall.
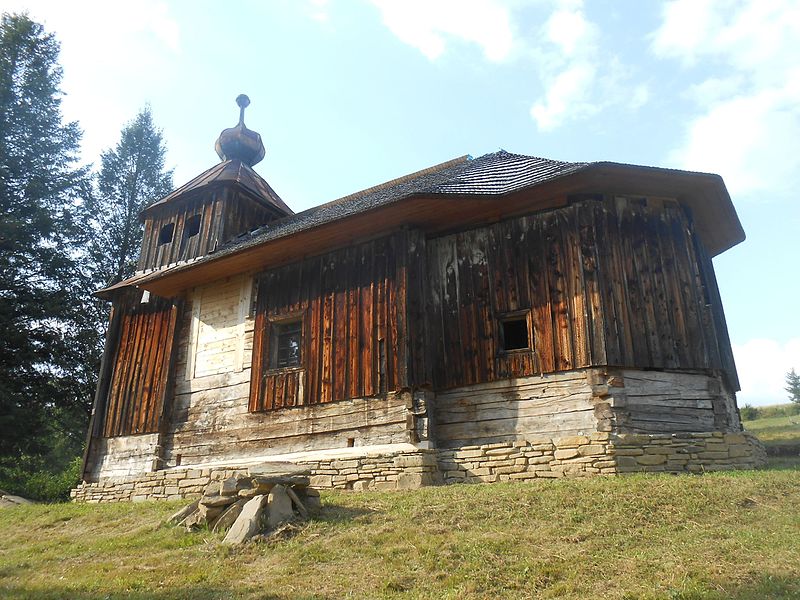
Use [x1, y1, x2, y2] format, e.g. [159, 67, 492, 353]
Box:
[437, 431, 766, 484]
[72, 433, 766, 503]
[71, 448, 440, 503]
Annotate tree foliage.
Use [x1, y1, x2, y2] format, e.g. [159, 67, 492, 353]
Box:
[786, 368, 800, 405]
[86, 107, 173, 286]
[0, 12, 96, 483]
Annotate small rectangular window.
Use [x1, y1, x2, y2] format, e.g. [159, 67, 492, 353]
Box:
[184, 214, 202, 238]
[270, 319, 302, 369]
[500, 314, 530, 352]
[158, 223, 175, 245]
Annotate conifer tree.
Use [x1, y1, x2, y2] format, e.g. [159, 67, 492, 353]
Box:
[786, 368, 800, 404]
[0, 13, 93, 473]
[86, 107, 173, 286]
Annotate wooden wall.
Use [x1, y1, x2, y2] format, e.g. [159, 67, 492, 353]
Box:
[249, 230, 419, 412]
[613, 369, 738, 433]
[425, 196, 738, 392]
[161, 275, 409, 468]
[434, 371, 598, 448]
[102, 292, 179, 437]
[138, 188, 277, 271]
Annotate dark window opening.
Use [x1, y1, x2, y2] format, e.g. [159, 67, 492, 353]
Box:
[270, 319, 302, 369]
[501, 317, 530, 351]
[346, 438, 355, 448]
[184, 214, 202, 238]
[158, 222, 175, 245]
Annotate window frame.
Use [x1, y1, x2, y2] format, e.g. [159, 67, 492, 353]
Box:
[498, 309, 533, 354]
[265, 311, 305, 373]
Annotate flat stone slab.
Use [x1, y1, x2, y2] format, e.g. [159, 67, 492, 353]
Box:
[267, 485, 295, 529]
[248, 462, 311, 478]
[212, 498, 247, 533]
[164, 500, 199, 525]
[223, 495, 268, 545]
[251, 475, 310, 487]
[200, 494, 238, 508]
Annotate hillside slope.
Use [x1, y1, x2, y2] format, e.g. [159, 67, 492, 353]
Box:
[1, 470, 799, 599]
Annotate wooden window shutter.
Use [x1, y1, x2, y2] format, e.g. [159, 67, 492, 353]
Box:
[248, 276, 271, 412]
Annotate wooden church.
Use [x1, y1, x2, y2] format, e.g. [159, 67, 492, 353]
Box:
[76, 96, 765, 501]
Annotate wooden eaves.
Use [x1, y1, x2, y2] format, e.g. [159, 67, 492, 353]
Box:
[96, 159, 744, 301]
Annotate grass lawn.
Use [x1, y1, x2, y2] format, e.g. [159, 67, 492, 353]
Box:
[743, 413, 800, 453]
[1, 468, 799, 600]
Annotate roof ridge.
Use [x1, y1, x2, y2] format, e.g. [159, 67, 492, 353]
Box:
[326, 155, 471, 207]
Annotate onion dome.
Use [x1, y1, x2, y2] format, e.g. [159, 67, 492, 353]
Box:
[214, 94, 266, 167]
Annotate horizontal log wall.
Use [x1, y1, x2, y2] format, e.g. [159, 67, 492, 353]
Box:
[425, 196, 736, 391]
[85, 434, 159, 479]
[611, 369, 739, 433]
[434, 371, 600, 448]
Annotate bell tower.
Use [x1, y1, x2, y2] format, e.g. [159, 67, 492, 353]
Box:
[136, 96, 292, 272]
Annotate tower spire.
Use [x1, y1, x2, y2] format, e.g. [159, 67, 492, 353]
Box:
[214, 94, 266, 167]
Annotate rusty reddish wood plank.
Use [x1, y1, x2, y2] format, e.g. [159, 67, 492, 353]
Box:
[307, 257, 322, 406]
[347, 251, 360, 399]
[374, 238, 388, 393]
[361, 242, 375, 396]
[118, 306, 147, 436]
[320, 258, 335, 404]
[147, 303, 173, 432]
[564, 208, 589, 369]
[332, 251, 348, 402]
[103, 307, 132, 437]
[386, 235, 399, 392]
[394, 231, 410, 390]
[248, 277, 270, 412]
[135, 307, 161, 433]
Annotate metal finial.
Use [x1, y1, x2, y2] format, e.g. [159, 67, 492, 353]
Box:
[236, 94, 250, 124]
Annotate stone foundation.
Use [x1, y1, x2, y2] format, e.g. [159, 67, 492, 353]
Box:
[71, 447, 440, 503]
[71, 432, 766, 503]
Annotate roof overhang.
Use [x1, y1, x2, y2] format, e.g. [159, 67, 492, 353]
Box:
[97, 161, 743, 300]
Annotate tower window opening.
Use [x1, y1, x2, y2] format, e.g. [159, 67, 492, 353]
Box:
[184, 214, 202, 238]
[158, 223, 175, 245]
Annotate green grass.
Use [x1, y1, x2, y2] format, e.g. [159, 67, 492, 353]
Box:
[2, 469, 800, 599]
[743, 411, 800, 454]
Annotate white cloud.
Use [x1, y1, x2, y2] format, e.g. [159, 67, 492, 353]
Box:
[1, 0, 181, 168]
[528, 1, 646, 131]
[307, 0, 331, 23]
[530, 61, 596, 131]
[370, 0, 514, 62]
[669, 79, 800, 194]
[734, 338, 800, 406]
[654, 0, 800, 195]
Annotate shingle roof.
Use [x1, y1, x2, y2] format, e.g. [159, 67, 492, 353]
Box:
[100, 149, 743, 298]
[142, 158, 293, 217]
[219, 150, 588, 255]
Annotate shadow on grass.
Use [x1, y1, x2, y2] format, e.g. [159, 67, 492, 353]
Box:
[313, 503, 374, 526]
[703, 574, 800, 600]
[0, 584, 304, 600]
[763, 455, 800, 470]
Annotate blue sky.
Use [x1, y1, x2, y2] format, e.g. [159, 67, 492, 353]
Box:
[3, 0, 799, 405]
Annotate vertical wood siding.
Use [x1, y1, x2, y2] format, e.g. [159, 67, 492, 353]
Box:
[102, 293, 180, 437]
[425, 196, 737, 391]
[249, 231, 412, 411]
[138, 188, 277, 271]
